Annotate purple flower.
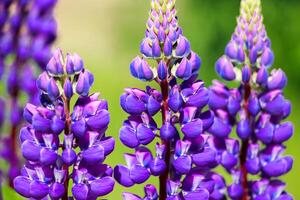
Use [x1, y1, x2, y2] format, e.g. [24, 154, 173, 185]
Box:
[14, 50, 115, 199]
[0, 0, 57, 186]
[116, 1, 221, 199]
[209, 0, 294, 199]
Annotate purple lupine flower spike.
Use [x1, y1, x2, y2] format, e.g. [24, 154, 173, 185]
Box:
[116, 1, 220, 199]
[209, 0, 294, 199]
[0, 0, 57, 186]
[14, 49, 115, 199]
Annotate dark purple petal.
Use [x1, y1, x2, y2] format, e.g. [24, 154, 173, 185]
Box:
[168, 85, 183, 112]
[183, 189, 209, 200]
[62, 148, 77, 166]
[181, 119, 203, 138]
[262, 156, 293, 177]
[268, 69, 287, 90]
[256, 67, 268, 85]
[40, 148, 58, 165]
[21, 140, 41, 161]
[129, 165, 150, 184]
[174, 58, 192, 80]
[149, 158, 166, 176]
[152, 39, 161, 57]
[255, 123, 274, 144]
[114, 165, 135, 187]
[29, 180, 49, 199]
[228, 184, 243, 199]
[136, 124, 155, 145]
[160, 122, 177, 141]
[237, 119, 251, 140]
[119, 125, 139, 148]
[175, 35, 190, 57]
[86, 109, 110, 130]
[173, 155, 192, 174]
[71, 118, 86, 138]
[147, 95, 161, 116]
[49, 182, 65, 200]
[208, 117, 231, 138]
[72, 183, 89, 200]
[221, 151, 237, 171]
[82, 144, 104, 164]
[51, 115, 65, 135]
[99, 137, 115, 156]
[192, 147, 217, 167]
[90, 177, 115, 196]
[121, 94, 146, 115]
[245, 158, 260, 175]
[261, 48, 274, 67]
[47, 78, 60, 99]
[215, 56, 235, 81]
[14, 176, 31, 198]
[63, 78, 73, 99]
[273, 122, 293, 143]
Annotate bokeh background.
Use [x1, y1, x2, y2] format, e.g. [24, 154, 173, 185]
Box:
[2, 0, 300, 199]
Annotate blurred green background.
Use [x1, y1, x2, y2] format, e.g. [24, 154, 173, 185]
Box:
[2, 0, 300, 199]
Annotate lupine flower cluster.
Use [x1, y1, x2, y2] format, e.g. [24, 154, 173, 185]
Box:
[0, 0, 57, 185]
[13, 49, 115, 200]
[115, 1, 225, 199]
[209, 0, 293, 199]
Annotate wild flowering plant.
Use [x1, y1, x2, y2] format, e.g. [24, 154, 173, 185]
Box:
[115, 0, 225, 199]
[13, 49, 115, 200]
[209, 0, 293, 199]
[0, 0, 57, 185]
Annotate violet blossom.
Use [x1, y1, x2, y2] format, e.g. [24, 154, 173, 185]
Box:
[115, 1, 223, 199]
[208, 0, 293, 199]
[13, 49, 115, 199]
[0, 0, 57, 186]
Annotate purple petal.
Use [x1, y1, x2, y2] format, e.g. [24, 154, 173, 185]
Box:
[160, 122, 177, 141]
[208, 117, 231, 138]
[114, 165, 135, 187]
[14, 176, 31, 198]
[136, 124, 155, 145]
[51, 115, 65, 135]
[192, 147, 217, 167]
[183, 189, 209, 200]
[149, 158, 166, 176]
[130, 165, 150, 184]
[72, 183, 89, 200]
[21, 140, 41, 161]
[215, 55, 235, 81]
[237, 119, 251, 140]
[273, 122, 293, 143]
[174, 58, 192, 80]
[82, 144, 104, 164]
[173, 155, 192, 174]
[267, 69, 287, 90]
[119, 125, 139, 148]
[62, 148, 77, 166]
[168, 85, 183, 112]
[99, 137, 115, 156]
[261, 48, 274, 68]
[86, 109, 110, 130]
[29, 180, 49, 199]
[181, 119, 203, 138]
[40, 148, 58, 165]
[147, 95, 161, 116]
[262, 156, 293, 177]
[71, 118, 86, 138]
[90, 177, 115, 196]
[49, 182, 65, 199]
